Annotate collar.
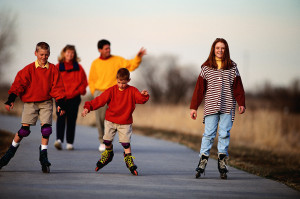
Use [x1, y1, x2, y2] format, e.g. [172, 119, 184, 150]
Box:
[35, 60, 49, 69]
[99, 55, 111, 60]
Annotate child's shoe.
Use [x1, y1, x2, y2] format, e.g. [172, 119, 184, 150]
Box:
[66, 143, 74, 150]
[195, 154, 209, 178]
[54, 140, 62, 150]
[39, 146, 51, 173]
[95, 148, 114, 171]
[218, 153, 229, 179]
[0, 145, 19, 170]
[124, 152, 138, 176]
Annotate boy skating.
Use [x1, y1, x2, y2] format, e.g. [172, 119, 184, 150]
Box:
[0, 42, 66, 173]
[82, 68, 149, 175]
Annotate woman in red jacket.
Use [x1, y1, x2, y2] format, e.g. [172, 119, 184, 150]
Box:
[54, 45, 88, 150]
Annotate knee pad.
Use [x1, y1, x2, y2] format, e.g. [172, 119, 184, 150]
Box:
[41, 124, 52, 138]
[18, 126, 31, 138]
[121, 143, 130, 149]
[103, 140, 112, 146]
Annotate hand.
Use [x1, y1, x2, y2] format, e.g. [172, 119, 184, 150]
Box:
[137, 47, 147, 58]
[141, 90, 149, 96]
[239, 106, 245, 114]
[190, 109, 197, 120]
[57, 106, 65, 116]
[81, 108, 89, 117]
[5, 102, 14, 111]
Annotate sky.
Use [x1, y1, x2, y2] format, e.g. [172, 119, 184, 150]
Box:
[0, 0, 300, 91]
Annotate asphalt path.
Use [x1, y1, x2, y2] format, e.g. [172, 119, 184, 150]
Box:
[0, 114, 299, 199]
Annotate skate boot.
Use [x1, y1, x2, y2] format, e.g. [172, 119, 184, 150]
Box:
[195, 154, 209, 178]
[124, 153, 138, 176]
[0, 145, 19, 170]
[95, 148, 114, 171]
[39, 146, 51, 173]
[218, 153, 229, 179]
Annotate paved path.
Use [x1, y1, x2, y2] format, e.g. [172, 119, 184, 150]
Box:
[0, 114, 299, 199]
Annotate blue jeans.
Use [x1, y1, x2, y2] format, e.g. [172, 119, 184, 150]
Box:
[200, 113, 233, 157]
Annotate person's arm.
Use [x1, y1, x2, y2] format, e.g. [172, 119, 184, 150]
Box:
[233, 75, 246, 114]
[134, 88, 150, 104]
[83, 88, 111, 113]
[79, 65, 88, 96]
[88, 61, 97, 95]
[121, 48, 146, 72]
[50, 67, 66, 116]
[190, 74, 206, 119]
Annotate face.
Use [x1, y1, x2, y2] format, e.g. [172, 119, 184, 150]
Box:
[35, 49, 50, 65]
[117, 79, 130, 90]
[214, 42, 225, 59]
[64, 49, 75, 62]
[98, 44, 111, 58]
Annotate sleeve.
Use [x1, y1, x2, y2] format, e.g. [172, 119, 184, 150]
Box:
[120, 55, 142, 72]
[134, 87, 149, 104]
[8, 67, 31, 97]
[83, 88, 111, 112]
[50, 67, 66, 101]
[190, 74, 207, 110]
[233, 74, 246, 108]
[79, 65, 88, 96]
[88, 61, 97, 95]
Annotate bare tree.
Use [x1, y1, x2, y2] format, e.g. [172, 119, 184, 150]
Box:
[0, 10, 17, 78]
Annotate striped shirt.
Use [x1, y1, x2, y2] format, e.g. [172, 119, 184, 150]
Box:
[190, 62, 245, 122]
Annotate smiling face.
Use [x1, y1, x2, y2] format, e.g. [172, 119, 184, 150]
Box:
[99, 44, 111, 59]
[214, 42, 225, 59]
[64, 49, 75, 62]
[35, 49, 50, 66]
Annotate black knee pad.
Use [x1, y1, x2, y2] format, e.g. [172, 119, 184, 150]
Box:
[18, 126, 31, 138]
[103, 140, 112, 146]
[121, 143, 130, 149]
[41, 124, 52, 139]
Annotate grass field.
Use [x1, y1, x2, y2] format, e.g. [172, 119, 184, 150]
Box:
[0, 94, 299, 191]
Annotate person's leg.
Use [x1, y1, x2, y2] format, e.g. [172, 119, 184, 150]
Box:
[66, 96, 81, 149]
[200, 114, 219, 156]
[217, 113, 233, 156]
[55, 102, 66, 143]
[94, 90, 108, 151]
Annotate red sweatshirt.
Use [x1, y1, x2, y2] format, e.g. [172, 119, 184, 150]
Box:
[8, 62, 65, 102]
[56, 62, 88, 99]
[84, 85, 150, 124]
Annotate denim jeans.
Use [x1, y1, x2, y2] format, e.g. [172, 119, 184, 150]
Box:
[200, 113, 233, 157]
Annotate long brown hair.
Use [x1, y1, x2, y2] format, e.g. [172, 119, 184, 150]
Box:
[203, 38, 232, 70]
[58, 45, 81, 63]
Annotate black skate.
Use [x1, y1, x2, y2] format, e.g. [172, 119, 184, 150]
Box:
[95, 148, 114, 172]
[124, 153, 138, 176]
[39, 146, 51, 173]
[0, 145, 19, 170]
[195, 154, 209, 178]
[218, 153, 229, 179]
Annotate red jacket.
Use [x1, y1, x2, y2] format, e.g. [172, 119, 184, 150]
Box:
[8, 62, 65, 102]
[84, 85, 149, 124]
[56, 62, 88, 99]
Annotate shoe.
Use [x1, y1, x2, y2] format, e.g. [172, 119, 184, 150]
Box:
[218, 153, 229, 179]
[98, 144, 105, 152]
[124, 153, 138, 175]
[95, 148, 114, 171]
[66, 143, 74, 150]
[54, 140, 62, 150]
[195, 154, 209, 178]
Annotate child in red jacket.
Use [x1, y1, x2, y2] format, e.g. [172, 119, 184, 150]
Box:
[81, 68, 149, 175]
[0, 42, 66, 173]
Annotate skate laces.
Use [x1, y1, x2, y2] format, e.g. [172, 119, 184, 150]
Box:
[124, 155, 135, 167]
[199, 158, 208, 169]
[100, 149, 112, 164]
[219, 157, 228, 170]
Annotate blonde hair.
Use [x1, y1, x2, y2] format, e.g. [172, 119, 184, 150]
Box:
[36, 42, 50, 53]
[58, 45, 81, 63]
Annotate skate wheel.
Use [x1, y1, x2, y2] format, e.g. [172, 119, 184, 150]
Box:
[42, 166, 50, 173]
[220, 173, 227, 179]
[195, 171, 201, 178]
[132, 170, 138, 176]
[95, 167, 100, 172]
